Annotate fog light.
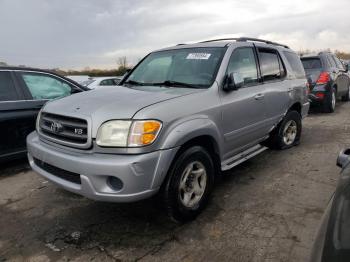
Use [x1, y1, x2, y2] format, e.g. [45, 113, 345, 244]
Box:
[107, 176, 123, 191]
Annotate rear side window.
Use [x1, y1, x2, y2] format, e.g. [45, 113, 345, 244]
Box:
[326, 55, 336, 68]
[0, 71, 18, 101]
[301, 58, 322, 69]
[20, 72, 72, 100]
[258, 49, 285, 81]
[283, 52, 305, 78]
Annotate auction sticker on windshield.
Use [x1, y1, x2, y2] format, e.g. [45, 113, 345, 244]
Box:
[186, 53, 211, 60]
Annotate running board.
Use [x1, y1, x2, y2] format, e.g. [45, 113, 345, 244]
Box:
[221, 144, 268, 171]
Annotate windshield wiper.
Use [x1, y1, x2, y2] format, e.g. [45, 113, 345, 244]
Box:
[124, 80, 145, 86]
[150, 80, 201, 89]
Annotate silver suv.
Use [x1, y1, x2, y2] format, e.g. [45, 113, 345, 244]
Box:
[27, 37, 309, 222]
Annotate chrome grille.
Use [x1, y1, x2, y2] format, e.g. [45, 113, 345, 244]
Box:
[39, 112, 88, 147]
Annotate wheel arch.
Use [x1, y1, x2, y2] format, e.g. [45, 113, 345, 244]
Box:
[288, 102, 302, 115]
[154, 118, 223, 189]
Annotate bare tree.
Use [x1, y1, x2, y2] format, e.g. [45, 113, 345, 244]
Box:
[117, 56, 128, 69]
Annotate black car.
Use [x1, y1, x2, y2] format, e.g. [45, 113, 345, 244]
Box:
[301, 52, 350, 113]
[0, 67, 87, 162]
[310, 149, 350, 262]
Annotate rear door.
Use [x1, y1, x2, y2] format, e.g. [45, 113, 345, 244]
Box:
[0, 70, 33, 158]
[256, 47, 290, 126]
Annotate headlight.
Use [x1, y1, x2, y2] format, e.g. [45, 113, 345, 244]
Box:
[96, 120, 162, 147]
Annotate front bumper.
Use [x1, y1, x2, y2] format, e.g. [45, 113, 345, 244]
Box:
[27, 132, 178, 202]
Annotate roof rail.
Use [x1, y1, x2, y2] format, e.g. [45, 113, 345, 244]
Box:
[318, 51, 332, 55]
[198, 37, 290, 49]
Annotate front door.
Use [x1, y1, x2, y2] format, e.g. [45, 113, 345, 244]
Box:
[220, 47, 268, 159]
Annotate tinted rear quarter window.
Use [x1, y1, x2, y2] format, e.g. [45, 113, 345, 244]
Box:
[326, 55, 336, 68]
[333, 56, 345, 70]
[0, 71, 18, 101]
[301, 58, 322, 69]
[283, 52, 305, 78]
[258, 49, 285, 81]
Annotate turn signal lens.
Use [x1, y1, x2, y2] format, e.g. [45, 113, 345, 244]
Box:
[128, 120, 162, 147]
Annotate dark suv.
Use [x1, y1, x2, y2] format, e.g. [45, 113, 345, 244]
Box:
[0, 67, 87, 162]
[301, 52, 350, 113]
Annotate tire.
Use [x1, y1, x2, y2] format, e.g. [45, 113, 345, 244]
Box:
[323, 88, 336, 113]
[341, 85, 350, 102]
[161, 146, 215, 223]
[263, 111, 302, 150]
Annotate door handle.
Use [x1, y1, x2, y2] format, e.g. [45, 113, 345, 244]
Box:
[287, 87, 293, 93]
[254, 93, 265, 100]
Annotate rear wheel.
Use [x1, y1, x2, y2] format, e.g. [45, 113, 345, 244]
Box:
[263, 110, 302, 150]
[161, 146, 215, 223]
[323, 88, 336, 113]
[341, 85, 350, 102]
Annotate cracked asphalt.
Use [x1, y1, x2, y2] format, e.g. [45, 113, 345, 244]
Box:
[1, 102, 349, 262]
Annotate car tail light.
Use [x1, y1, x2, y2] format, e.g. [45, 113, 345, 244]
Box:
[315, 92, 325, 99]
[316, 72, 330, 85]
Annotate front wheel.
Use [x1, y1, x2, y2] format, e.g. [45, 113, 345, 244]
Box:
[263, 110, 302, 150]
[161, 146, 215, 223]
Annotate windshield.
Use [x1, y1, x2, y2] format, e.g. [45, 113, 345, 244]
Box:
[124, 47, 226, 88]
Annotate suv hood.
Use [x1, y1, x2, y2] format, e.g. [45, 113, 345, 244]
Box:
[43, 85, 200, 129]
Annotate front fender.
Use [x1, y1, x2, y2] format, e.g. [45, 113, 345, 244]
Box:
[159, 116, 223, 154]
[151, 117, 222, 189]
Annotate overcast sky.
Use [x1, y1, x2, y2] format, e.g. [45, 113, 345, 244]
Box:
[1, 0, 350, 69]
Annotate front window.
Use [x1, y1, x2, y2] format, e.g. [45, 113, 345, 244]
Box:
[124, 47, 226, 88]
[20, 72, 72, 100]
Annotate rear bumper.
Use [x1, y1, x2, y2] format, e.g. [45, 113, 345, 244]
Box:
[308, 83, 328, 105]
[27, 132, 178, 202]
[309, 93, 325, 104]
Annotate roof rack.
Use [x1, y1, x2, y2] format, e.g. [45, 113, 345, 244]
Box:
[198, 37, 290, 49]
[318, 51, 332, 55]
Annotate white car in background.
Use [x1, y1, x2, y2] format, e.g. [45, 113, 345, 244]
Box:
[66, 75, 90, 84]
[82, 76, 122, 89]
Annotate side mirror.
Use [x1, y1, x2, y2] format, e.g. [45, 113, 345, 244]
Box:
[223, 72, 244, 91]
[345, 64, 349, 72]
[337, 149, 350, 168]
